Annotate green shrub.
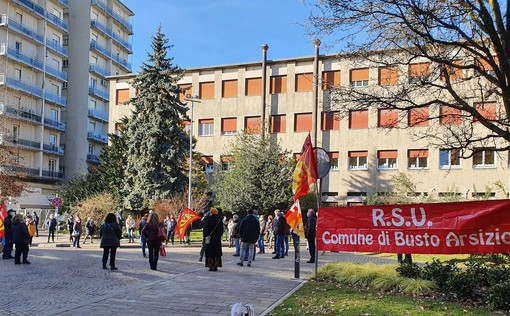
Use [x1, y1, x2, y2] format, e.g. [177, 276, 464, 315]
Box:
[396, 263, 423, 279]
[486, 267, 510, 286]
[422, 259, 459, 288]
[445, 271, 479, 300]
[488, 281, 510, 310]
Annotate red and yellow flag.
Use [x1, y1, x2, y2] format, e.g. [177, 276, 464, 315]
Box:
[292, 133, 318, 201]
[0, 202, 7, 238]
[285, 200, 304, 238]
[173, 208, 201, 239]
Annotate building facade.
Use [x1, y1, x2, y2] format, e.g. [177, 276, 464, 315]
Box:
[0, 0, 133, 211]
[109, 51, 510, 206]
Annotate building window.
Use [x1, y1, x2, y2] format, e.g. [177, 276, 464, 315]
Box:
[329, 152, 339, 170]
[475, 57, 496, 75]
[294, 113, 312, 132]
[378, 109, 398, 128]
[245, 78, 262, 96]
[12, 125, 20, 141]
[474, 102, 497, 122]
[295, 73, 313, 92]
[408, 149, 429, 169]
[270, 75, 287, 94]
[201, 156, 214, 173]
[439, 149, 461, 169]
[199, 82, 214, 100]
[322, 70, 340, 90]
[379, 66, 399, 85]
[377, 150, 398, 169]
[473, 148, 495, 168]
[349, 110, 368, 129]
[222, 80, 238, 98]
[350, 68, 369, 87]
[198, 119, 214, 136]
[321, 111, 340, 130]
[114, 123, 124, 135]
[270, 115, 286, 133]
[408, 107, 429, 126]
[116, 89, 129, 105]
[348, 151, 368, 170]
[440, 106, 462, 124]
[440, 60, 463, 81]
[221, 155, 233, 171]
[221, 117, 237, 135]
[179, 84, 192, 101]
[14, 68, 21, 81]
[408, 62, 430, 83]
[244, 116, 261, 134]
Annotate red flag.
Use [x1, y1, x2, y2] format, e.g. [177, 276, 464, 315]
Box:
[292, 134, 318, 201]
[285, 200, 304, 238]
[0, 202, 7, 238]
[174, 208, 201, 239]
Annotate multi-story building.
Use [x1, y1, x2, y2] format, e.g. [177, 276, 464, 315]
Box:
[0, 0, 133, 212]
[109, 51, 510, 206]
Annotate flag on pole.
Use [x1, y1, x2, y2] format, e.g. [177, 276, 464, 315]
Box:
[292, 133, 318, 201]
[173, 208, 201, 239]
[0, 202, 7, 238]
[285, 200, 304, 238]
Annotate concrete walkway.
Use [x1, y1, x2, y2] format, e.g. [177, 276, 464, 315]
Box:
[1, 233, 396, 316]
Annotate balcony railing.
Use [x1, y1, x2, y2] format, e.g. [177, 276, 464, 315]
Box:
[86, 154, 100, 164]
[57, 0, 68, 8]
[44, 90, 67, 107]
[43, 117, 66, 131]
[0, 103, 42, 124]
[42, 143, 64, 155]
[111, 53, 131, 72]
[91, 0, 133, 34]
[91, 19, 132, 52]
[45, 12, 67, 32]
[45, 38, 68, 57]
[45, 63, 67, 81]
[1, 15, 44, 44]
[88, 85, 109, 101]
[42, 169, 64, 179]
[89, 63, 110, 77]
[0, 44, 44, 71]
[87, 131, 108, 144]
[0, 75, 44, 98]
[11, 0, 45, 18]
[88, 108, 109, 121]
[12, 137, 41, 150]
[90, 40, 112, 59]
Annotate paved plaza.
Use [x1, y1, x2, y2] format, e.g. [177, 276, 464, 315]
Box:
[2, 232, 396, 316]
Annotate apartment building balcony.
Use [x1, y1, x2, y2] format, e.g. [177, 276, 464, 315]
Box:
[4, 166, 63, 180]
[41, 169, 64, 180]
[111, 54, 131, 72]
[88, 108, 108, 122]
[42, 143, 64, 155]
[45, 63, 67, 81]
[11, 0, 45, 19]
[86, 154, 100, 164]
[0, 103, 42, 124]
[45, 12, 67, 32]
[88, 85, 109, 101]
[87, 131, 108, 144]
[44, 90, 66, 107]
[0, 75, 44, 98]
[11, 137, 41, 151]
[45, 38, 68, 57]
[90, 19, 132, 53]
[91, 0, 133, 34]
[43, 117, 66, 131]
[57, 0, 68, 9]
[0, 15, 44, 44]
[90, 40, 112, 59]
[89, 63, 110, 78]
[0, 44, 44, 71]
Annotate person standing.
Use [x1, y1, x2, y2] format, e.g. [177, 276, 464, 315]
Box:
[166, 215, 177, 245]
[199, 211, 210, 262]
[126, 215, 136, 243]
[116, 210, 124, 237]
[237, 208, 260, 267]
[138, 213, 148, 257]
[32, 211, 39, 237]
[222, 215, 229, 242]
[12, 214, 30, 264]
[99, 213, 122, 270]
[67, 215, 74, 242]
[203, 208, 223, 271]
[273, 212, 287, 259]
[266, 215, 274, 249]
[257, 214, 267, 254]
[83, 218, 96, 244]
[231, 214, 241, 256]
[305, 209, 317, 263]
[72, 215, 82, 248]
[46, 214, 57, 243]
[26, 216, 36, 246]
[2, 209, 15, 259]
[141, 212, 163, 270]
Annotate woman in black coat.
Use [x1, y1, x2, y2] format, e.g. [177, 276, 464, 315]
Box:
[12, 214, 30, 264]
[99, 213, 122, 270]
[203, 208, 224, 271]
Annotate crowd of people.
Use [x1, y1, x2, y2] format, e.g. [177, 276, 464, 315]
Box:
[2, 206, 319, 271]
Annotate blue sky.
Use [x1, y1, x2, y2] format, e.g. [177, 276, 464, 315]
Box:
[121, 0, 338, 72]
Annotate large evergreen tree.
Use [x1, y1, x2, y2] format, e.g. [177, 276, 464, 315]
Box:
[213, 133, 294, 215]
[123, 27, 189, 210]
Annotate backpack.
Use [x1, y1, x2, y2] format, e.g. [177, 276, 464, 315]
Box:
[230, 303, 255, 316]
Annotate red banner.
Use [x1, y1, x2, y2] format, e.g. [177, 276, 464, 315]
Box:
[174, 208, 201, 239]
[317, 200, 510, 254]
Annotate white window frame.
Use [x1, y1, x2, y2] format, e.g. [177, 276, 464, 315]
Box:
[473, 148, 495, 168]
[439, 149, 461, 169]
[198, 121, 214, 136]
[330, 157, 339, 170]
[408, 157, 428, 169]
[348, 154, 368, 170]
[377, 157, 398, 170]
[351, 80, 368, 87]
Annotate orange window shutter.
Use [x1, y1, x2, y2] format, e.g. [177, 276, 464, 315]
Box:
[245, 78, 262, 96]
[378, 150, 398, 159]
[408, 108, 429, 126]
[329, 152, 339, 159]
[271, 115, 286, 133]
[222, 80, 238, 98]
[322, 111, 340, 130]
[116, 89, 130, 104]
[201, 156, 213, 165]
[295, 113, 312, 132]
[408, 149, 428, 158]
[221, 118, 237, 132]
[295, 73, 313, 92]
[270, 76, 287, 94]
[349, 151, 368, 157]
[409, 63, 430, 77]
[178, 84, 192, 101]
[322, 70, 340, 90]
[199, 118, 214, 125]
[440, 106, 462, 124]
[378, 109, 398, 127]
[475, 102, 497, 121]
[350, 68, 369, 82]
[245, 116, 261, 134]
[379, 67, 399, 85]
[199, 82, 214, 100]
[349, 110, 368, 128]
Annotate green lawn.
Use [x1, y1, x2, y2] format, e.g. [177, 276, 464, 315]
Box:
[269, 281, 497, 316]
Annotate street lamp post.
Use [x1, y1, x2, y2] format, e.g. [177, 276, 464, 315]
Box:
[185, 94, 201, 210]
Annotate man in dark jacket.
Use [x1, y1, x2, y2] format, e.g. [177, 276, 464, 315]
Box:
[273, 212, 288, 259]
[236, 208, 260, 267]
[2, 209, 15, 259]
[138, 213, 148, 257]
[231, 214, 241, 256]
[305, 209, 317, 263]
